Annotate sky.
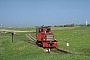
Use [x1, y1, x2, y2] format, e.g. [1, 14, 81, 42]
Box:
[0, 0, 90, 27]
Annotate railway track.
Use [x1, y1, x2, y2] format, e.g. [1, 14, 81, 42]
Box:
[26, 33, 72, 54]
[50, 47, 72, 54]
[26, 33, 36, 45]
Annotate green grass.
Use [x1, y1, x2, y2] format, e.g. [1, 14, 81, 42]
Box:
[53, 26, 90, 55]
[0, 26, 90, 60]
[0, 32, 44, 60]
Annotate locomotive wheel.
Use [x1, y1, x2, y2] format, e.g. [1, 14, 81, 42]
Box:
[36, 41, 42, 47]
[38, 44, 42, 47]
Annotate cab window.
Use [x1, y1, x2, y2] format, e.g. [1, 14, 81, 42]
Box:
[46, 29, 50, 32]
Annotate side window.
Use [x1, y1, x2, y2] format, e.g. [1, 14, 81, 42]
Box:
[38, 29, 40, 32]
[41, 29, 43, 32]
[39, 29, 43, 32]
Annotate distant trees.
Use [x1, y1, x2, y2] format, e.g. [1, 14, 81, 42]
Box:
[76, 24, 90, 27]
[53, 23, 90, 27]
[87, 24, 90, 26]
[40, 23, 90, 28]
[54, 23, 75, 27]
[63, 23, 74, 27]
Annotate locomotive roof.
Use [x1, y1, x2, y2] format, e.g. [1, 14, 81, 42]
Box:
[38, 26, 50, 29]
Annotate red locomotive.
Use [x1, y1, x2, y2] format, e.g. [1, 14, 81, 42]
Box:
[36, 26, 57, 48]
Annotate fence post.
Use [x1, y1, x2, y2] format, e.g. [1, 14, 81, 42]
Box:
[12, 32, 14, 43]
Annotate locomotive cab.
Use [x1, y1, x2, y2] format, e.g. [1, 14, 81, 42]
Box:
[36, 27, 57, 48]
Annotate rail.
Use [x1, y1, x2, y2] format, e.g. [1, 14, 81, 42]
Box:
[26, 33, 73, 54]
[26, 33, 36, 45]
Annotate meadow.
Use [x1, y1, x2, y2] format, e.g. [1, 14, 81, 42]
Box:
[52, 26, 90, 55]
[0, 26, 90, 60]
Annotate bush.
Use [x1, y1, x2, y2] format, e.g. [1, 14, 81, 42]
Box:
[87, 24, 90, 26]
[63, 24, 74, 27]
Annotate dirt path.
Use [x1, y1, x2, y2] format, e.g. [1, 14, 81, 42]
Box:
[0, 29, 34, 33]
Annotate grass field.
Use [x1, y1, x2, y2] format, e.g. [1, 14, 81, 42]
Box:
[52, 26, 90, 55]
[0, 26, 90, 60]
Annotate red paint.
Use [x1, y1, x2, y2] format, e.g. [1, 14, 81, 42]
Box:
[36, 27, 58, 48]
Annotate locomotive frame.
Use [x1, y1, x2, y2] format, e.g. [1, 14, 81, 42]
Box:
[36, 26, 58, 48]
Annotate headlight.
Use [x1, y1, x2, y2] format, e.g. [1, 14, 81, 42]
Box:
[43, 39, 45, 41]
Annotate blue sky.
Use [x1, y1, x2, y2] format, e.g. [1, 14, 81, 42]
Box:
[0, 0, 90, 27]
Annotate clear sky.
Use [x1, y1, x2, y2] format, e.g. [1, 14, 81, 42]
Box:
[0, 0, 90, 27]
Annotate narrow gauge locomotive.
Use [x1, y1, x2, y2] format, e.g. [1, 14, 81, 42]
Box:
[36, 26, 57, 48]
